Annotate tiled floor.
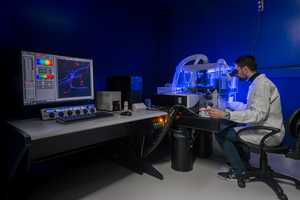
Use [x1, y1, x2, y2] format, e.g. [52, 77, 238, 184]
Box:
[22, 144, 300, 200]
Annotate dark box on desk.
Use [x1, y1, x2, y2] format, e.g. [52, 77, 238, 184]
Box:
[107, 76, 142, 109]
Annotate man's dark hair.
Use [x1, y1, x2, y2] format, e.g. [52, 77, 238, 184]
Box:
[235, 55, 257, 72]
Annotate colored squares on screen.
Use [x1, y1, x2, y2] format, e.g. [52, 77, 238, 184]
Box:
[37, 74, 54, 79]
[36, 59, 53, 65]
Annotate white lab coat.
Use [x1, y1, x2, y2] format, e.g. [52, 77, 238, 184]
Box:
[229, 74, 285, 146]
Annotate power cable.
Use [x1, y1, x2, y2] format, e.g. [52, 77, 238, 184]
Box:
[238, 11, 262, 94]
[251, 11, 262, 56]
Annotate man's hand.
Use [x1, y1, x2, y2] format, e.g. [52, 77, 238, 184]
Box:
[208, 108, 226, 119]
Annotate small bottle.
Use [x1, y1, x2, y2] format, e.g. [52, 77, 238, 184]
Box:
[206, 106, 211, 117]
[124, 101, 128, 111]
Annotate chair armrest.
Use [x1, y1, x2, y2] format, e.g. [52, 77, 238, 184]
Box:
[236, 126, 281, 153]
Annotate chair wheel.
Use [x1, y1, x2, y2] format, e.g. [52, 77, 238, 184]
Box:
[278, 194, 288, 200]
[238, 181, 246, 188]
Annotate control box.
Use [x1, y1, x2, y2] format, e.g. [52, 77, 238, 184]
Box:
[106, 76, 142, 109]
[151, 93, 200, 113]
[96, 91, 121, 111]
[40, 104, 97, 120]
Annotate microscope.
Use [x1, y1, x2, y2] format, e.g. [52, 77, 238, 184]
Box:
[152, 54, 238, 115]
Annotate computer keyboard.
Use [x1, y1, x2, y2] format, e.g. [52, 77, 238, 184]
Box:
[56, 112, 114, 124]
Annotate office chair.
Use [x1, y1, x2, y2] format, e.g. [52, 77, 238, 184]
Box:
[236, 107, 300, 200]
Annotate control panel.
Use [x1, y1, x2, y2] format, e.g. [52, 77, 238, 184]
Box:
[152, 118, 165, 130]
[40, 104, 97, 120]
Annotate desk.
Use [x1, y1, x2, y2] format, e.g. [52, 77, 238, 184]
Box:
[168, 114, 237, 172]
[3, 110, 167, 197]
[173, 114, 236, 132]
[173, 114, 236, 154]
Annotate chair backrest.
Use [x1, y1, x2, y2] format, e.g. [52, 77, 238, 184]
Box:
[286, 107, 300, 139]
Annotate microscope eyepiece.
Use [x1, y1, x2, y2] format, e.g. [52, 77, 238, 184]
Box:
[229, 70, 238, 77]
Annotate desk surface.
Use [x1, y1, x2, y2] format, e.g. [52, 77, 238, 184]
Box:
[3, 110, 168, 141]
[4, 110, 168, 195]
[173, 114, 236, 132]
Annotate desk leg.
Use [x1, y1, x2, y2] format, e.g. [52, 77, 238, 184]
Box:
[128, 124, 163, 179]
[20, 151, 32, 199]
[110, 147, 163, 180]
[109, 156, 144, 175]
[111, 121, 163, 180]
[5, 125, 31, 199]
[127, 153, 163, 180]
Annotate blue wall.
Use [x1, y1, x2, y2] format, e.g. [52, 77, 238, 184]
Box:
[159, 0, 300, 80]
[2, 0, 300, 147]
[1, 0, 158, 118]
[158, 0, 300, 148]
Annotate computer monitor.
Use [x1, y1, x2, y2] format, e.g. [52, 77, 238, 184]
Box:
[17, 48, 95, 110]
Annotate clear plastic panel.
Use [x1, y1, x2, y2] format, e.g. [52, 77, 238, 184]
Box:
[169, 54, 238, 109]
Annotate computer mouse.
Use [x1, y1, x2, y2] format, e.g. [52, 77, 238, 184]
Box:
[120, 111, 132, 116]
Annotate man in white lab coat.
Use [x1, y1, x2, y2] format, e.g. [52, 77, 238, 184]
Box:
[208, 55, 285, 181]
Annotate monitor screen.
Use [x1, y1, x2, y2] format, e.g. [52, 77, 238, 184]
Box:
[18, 49, 95, 108]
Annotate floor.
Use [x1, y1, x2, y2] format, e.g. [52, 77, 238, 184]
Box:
[12, 143, 300, 200]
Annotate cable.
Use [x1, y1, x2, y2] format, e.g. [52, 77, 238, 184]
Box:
[237, 11, 262, 95]
[251, 11, 262, 56]
[142, 106, 179, 158]
[237, 80, 244, 94]
[142, 104, 204, 158]
[190, 129, 196, 147]
[169, 104, 201, 118]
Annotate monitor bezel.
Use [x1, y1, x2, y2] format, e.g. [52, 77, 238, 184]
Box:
[16, 48, 96, 112]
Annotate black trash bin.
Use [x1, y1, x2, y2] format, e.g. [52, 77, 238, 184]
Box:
[171, 126, 193, 172]
[193, 130, 212, 158]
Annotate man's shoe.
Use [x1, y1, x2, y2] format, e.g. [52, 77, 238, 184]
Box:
[217, 169, 250, 183]
[225, 162, 232, 169]
[225, 162, 251, 170]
